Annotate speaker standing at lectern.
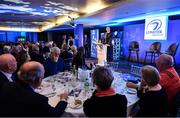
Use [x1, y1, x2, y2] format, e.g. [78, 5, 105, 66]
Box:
[104, 27, 113, 62]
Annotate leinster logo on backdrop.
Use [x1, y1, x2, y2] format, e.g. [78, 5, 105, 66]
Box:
[146, 19, 162, 35]
[144, 16, 168, 40]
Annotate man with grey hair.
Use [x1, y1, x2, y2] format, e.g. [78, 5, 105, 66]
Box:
[0, 54, 17, 87]
[3, 45, 11, 54]
[44, 47, 65, 77]
[0, 61, 68, 116]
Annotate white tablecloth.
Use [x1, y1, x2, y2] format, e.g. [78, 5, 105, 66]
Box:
[36, 71, 139, 117]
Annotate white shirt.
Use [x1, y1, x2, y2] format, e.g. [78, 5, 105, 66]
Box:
[1, 71, 13, 82]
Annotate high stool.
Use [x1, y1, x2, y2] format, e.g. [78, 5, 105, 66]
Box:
[128, 41, 139, 63]
[144, 42, 161, 64]
[163, 43, 179, 66]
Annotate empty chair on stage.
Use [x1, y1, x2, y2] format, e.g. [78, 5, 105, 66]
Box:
[144, 42, 161, 64]
[128, 41, 139, 63]
[164, 43, 179, 66]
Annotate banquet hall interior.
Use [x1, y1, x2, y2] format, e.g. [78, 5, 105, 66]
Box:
[0, 0, 180, 117]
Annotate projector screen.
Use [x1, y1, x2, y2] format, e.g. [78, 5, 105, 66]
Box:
[144, 16, 168, 40]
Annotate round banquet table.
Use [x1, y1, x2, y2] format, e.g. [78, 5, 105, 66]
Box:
[35, 71, 139, 117]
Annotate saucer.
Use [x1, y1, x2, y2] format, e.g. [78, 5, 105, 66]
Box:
[69, 99, 83, 109]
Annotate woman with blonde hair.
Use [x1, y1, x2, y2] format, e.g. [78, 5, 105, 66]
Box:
[127, 65, 168, 117]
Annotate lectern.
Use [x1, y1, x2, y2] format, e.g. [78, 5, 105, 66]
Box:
[96, 42, 109, 66]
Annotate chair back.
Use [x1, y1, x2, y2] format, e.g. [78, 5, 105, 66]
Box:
[149, 42, 161, 52]
[167, 43, 179, 56]
[131, 65, 142, 77]
[129, 41, 139, 51]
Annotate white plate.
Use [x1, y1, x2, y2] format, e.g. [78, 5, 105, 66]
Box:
[44, 92, 56, 97]
[126, 88, 137, 94]
[69, 100, 83, 109]
[41, 82, 50, 88]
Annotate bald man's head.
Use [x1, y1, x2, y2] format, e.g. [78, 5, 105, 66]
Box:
[0, 54, 17, 73]
[18, 61, 45, 88]
[155, 54, 174, 71]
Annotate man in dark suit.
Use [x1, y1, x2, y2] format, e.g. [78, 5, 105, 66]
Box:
[30, 45, 44, 64]
[104, 27, 113, 62]
[0, 61, 68, 116]
[60, 44, 73, 60]
[44, 47, 65, 77]
[60, 44, 73, 71]
[0, 54, 17, 87]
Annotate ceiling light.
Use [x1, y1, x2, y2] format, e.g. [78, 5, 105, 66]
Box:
[113, 10, 180, 23]
[40, 23, 56, 31]
[83, 0, 108, 13]
[0, 27, 39, 32]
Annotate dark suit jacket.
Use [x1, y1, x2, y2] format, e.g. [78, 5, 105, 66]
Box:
[60, 51, 73, 60]
[30, 52, 45, 64]
[0, 82, 67, 117]
[0, 71, 9, 88]
[72, 54, 90, 70]
[104, 32, 112, 45]
[44, 57, 65, 77]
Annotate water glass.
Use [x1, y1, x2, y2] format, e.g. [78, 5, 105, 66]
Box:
[63, 84, 69, 94]
[52, 84, 56, 91]
[74, 89, 80, 100]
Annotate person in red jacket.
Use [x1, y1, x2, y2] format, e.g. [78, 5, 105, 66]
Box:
[155, 54, 180, 105]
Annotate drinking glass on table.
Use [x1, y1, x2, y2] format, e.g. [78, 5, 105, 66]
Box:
[52, 84, 56, 91]
[74, 89, 80, 101]
[63, 83, 70, 94]
[70, 77, 77, 88]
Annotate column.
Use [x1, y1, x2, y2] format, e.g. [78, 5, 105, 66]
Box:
[74, 24, 83, 47]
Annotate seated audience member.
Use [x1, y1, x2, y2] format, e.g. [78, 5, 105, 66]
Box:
[11, 45, 20, 58]
[0, 61, 68, 116]
[69, 41, 77, 56]
[42, 42, 50, 59]
[60, 44, 73, 71]
[83, 66, 127, 117]
[13, 50, 31, 81]
[127, 65, 168, 117]
[68, 35, 74, 46]
[0, 54, 17, 87]
[30, 45, 44, 64]
[60, 44, 73, 60]
[72, 47, 90, 70]
[69, 45, 77, 57]
[16, 50, 31, 69]
[3, 45, 11, 53]
[155, 54, 180, 105]
[44, 47, 65, 77]
[38, 41, 44, 55]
